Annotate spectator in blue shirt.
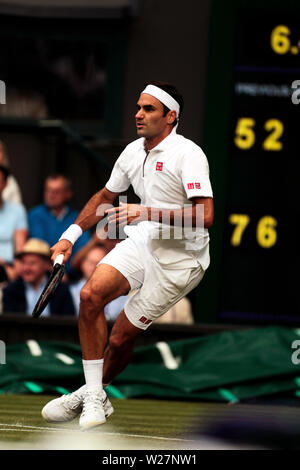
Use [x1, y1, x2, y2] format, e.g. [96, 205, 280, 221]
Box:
[0, 165, 28, 282]
[28, 174, 90, 274]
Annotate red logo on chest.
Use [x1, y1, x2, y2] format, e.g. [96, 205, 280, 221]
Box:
[187, 183, 194, 189]
[156, 162, 163, 171]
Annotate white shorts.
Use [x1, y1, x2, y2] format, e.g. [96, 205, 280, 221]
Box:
[98, 237, 205, 330]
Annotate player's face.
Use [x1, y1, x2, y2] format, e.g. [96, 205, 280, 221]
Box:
[135, 94, 169, 140]
[21, 254, 51, 285]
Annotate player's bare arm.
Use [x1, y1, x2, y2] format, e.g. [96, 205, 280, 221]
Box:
[106, 197, 214, 230]
[50, 187, 119, 264]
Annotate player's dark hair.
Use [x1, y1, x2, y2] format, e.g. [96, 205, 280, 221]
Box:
[0, 164, 10, 181]
[144, 80, 184, 127]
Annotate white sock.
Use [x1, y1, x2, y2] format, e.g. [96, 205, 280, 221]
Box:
[82, 358, 103, 392]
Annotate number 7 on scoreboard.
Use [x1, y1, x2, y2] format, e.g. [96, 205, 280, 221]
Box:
[229, 214, 250, 246]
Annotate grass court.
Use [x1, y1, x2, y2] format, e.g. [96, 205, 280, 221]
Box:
[0, 394, 211, 450]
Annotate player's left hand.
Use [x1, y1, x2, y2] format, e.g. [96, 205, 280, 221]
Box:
[105, 202, 149, 228]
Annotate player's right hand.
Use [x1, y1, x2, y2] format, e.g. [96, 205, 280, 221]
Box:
[50, 239, 73, 266]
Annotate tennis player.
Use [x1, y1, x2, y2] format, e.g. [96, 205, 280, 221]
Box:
[42, 81, 214, 430]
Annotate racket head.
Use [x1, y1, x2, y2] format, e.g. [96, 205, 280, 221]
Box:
[32, 262, 65, 318]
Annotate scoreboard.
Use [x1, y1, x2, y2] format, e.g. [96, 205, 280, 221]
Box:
[204, 0, 299, 325]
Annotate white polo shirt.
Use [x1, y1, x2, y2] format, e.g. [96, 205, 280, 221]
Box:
[105, 127, 213, 270]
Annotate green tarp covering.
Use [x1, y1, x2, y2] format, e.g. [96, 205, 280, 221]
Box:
[1, 326, 300, 402]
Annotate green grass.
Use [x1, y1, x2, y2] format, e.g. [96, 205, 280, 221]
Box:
[0, 394, 218, 450]
[2, 394, 296, 449]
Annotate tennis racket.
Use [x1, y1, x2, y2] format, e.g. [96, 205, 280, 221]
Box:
[32, 254, 65, 318]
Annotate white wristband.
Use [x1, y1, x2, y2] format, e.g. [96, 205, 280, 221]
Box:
[59, 224, 83, 245]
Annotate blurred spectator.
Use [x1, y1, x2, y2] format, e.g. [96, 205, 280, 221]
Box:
[71, 229, 123, 272]
[0, 90, 48, 119]
[0, 140, 23, 204]
[101, 236, 123, 254]
[0, 165, 28, 282]
[3, 238, 75, 316]
[95, 224, 124, 252]
[28, 174, 91, 274]
[0, 249, 23, 315]
[71, 231, 102, 272]
[155, 297, 194, 325]
[70, 244, 128, 320]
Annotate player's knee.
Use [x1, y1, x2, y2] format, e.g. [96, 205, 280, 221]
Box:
[109, 332, 133, 353]
[80, 285, 104, 310]
[80, 285, 93, 305]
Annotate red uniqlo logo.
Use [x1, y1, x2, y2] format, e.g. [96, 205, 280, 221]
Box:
[156, 162, 163, 171]
[187, 183, 194, 189]
[139, 316, 152, 325]
[195, 182, 201, 189]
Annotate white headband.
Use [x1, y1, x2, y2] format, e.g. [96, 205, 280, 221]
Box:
[141, 85, 180, 118]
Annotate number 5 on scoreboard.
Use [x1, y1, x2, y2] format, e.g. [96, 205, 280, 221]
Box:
[229, 214, 250, 246]
[234, 118, 256, 150]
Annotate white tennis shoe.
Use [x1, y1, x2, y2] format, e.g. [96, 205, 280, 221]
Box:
[79, 388, 106, 430]
[41, 385, 114, 423]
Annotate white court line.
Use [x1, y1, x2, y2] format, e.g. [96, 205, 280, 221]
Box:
[0, 423, 195, 442]
[0, 428, 46, 433]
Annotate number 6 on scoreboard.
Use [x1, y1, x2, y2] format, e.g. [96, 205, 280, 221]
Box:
[256, 216, 277, 248]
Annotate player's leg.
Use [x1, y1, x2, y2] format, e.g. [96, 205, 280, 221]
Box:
[78, 262, 130, 360]
[42, 237, 144, 429]
[103, 310, 143, 386]
[78, 262, 131, 430]
[103, 263, 204, 386]
[103, 259, 204, 387]
[42, 263, 131, 429]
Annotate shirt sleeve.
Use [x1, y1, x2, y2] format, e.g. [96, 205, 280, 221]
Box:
[105, 151, 131, 193]
[15, 204, 28, 230]
[181, 147, 213, 199]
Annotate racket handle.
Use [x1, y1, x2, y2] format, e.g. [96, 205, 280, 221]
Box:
[54, 254, 64, 266]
